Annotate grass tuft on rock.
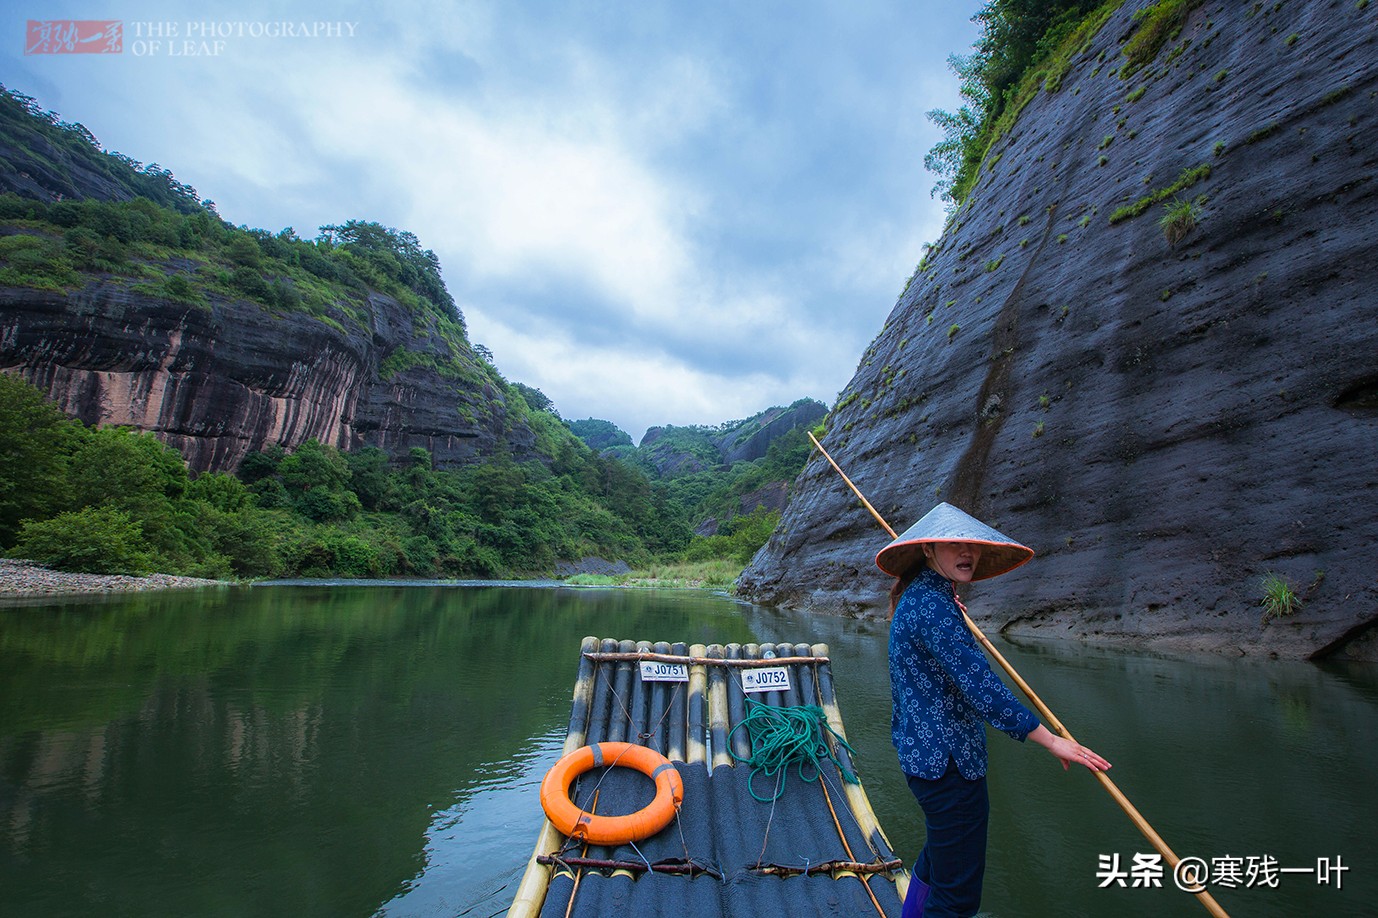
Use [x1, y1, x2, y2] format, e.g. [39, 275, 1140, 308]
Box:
[1121, 0, 1206, 79]
[1260, 573, 1301, 623]
[1109, 163, 1211, 224]
[1159, 196, 1203, 244]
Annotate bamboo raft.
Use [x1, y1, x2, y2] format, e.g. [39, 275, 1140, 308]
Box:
[508, 636, 911, 916]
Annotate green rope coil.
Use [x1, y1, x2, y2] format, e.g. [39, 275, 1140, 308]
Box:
[728, 699, 860, 802]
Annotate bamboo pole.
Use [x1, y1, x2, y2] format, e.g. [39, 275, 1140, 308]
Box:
[507, 636, 601, 918]
[560, 790, 598, 918]
[724, 643, 752, 761]
[667, 641, 688, 763]
[686, 642, 709, 765]
[812, 641, 910, 904]
[707, 644, 732, 770]
[807, 432, 1230, 918]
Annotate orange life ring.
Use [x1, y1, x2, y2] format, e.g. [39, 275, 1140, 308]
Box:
[539, 741, 684, 845]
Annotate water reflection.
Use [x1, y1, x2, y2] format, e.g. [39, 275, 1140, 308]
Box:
[379, 732, 564, 918]
[0, 585, 1373, 917]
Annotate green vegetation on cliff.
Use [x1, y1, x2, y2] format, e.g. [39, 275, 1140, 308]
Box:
[0, 374, 809, 581]
[656, 425, 811, 537]
[0, 192, 467, 342]
[0, 374, 684, 578]
[0, 186, 807, 581]
[0, 84, 205, 213]
[925, 0, 1202, 206]
[565, 418, 634, 450]
[573, 405, 819, 559]
[926, 0, 1111, 204]
[0, 83, 464, 340]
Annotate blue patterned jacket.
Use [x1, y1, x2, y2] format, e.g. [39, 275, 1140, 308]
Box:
[889, 566, 1039, 779]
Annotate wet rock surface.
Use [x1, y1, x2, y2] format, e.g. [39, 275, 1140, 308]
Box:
[741, 1, 1378, 660]
[0, 283, 534, 473]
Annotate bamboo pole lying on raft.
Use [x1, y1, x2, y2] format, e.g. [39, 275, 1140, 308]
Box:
[707, 644, 733, 770]
[755, 858, 905, 877]
[536, 855, 721, 878]
[686, 643, 709, 766]
[508, 636, 601, 918]
[810, 641, 910, 903]
[807, 431, 1231, 918]
[535, 854, 906, 878]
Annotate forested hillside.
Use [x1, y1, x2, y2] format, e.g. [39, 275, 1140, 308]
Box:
[0, 370, 820, 580]
[0, 85, 822, 581]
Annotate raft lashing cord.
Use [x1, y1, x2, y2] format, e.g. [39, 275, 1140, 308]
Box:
[728, 698, 859, 802]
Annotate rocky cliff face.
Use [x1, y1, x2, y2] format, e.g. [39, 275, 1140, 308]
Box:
[638, 399, 827, 477]
[715, 400, 828, 465]
[0, 281, 530, 473]
[741, 1, 1378, 660]
[0, 86, 539, 475]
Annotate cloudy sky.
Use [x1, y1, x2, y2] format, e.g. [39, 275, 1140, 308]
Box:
[6, 1, 980, 442]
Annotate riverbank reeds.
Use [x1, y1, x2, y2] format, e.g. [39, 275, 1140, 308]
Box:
[564, 559, 742, 591]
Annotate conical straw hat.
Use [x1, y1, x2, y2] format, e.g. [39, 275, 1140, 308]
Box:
[874, 502, 1033, 580]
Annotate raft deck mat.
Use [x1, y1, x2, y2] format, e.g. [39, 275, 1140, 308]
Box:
[508, 637, 911, 917]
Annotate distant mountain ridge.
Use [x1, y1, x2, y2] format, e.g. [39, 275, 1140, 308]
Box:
[568, 399, 825, 478]
[568, 399, 827, 535]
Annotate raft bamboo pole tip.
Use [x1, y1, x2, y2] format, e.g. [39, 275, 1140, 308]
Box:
[506, 820, 566, 918]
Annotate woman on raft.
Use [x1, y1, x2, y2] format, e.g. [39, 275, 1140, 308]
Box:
[878, 502, 1111, 918]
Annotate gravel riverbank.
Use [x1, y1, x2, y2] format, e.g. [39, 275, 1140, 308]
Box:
[0, 558, 228, 599]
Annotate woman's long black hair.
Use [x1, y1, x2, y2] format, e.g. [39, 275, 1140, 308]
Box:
[888, 552, 932, 616]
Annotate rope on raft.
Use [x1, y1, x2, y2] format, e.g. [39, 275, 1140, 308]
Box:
[728, 698, 859, 802]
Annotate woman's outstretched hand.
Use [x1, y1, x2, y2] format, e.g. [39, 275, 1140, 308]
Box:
[1028, 724, 1112, 772]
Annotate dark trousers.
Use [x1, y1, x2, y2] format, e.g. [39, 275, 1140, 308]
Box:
[905, 760, 990, 918]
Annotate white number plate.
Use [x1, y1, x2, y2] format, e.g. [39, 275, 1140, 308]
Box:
[639, 661, 688, 682]
[741, 666, 791, 693]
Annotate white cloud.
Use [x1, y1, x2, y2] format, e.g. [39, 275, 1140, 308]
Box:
[470, 311, 804, 439]
[6, 0, 982, 439]
[277, 30, 720, 327]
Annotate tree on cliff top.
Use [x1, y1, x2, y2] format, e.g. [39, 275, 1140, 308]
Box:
[925, 0, 1105, 205]
[0, 84, 208, 213]
[319, 220, 461, 331]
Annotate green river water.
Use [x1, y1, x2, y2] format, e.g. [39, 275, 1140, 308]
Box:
[0, 582, 1372, 917]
